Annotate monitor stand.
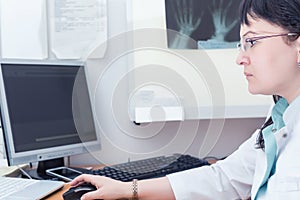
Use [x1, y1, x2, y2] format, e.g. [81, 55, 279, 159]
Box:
[26, 158, 65, 180]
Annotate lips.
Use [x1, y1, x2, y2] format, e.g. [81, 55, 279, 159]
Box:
[244, 72, 253, 77]
[244, 72, 253, 80]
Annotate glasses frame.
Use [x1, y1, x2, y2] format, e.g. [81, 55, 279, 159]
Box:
[237, 32, 300, 52]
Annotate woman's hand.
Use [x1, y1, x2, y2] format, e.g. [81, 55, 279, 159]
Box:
[70, 174, 131, 200]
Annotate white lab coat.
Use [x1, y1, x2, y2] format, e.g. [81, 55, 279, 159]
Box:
[167, 95, 300, 200]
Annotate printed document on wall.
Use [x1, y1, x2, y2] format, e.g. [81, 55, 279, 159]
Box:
[48, 0, 108, 59]
[0, 0, 48, 59]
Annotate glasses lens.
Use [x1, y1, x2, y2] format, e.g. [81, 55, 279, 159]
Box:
[237, 42, 245, 52]
[237, 42, 242, 50]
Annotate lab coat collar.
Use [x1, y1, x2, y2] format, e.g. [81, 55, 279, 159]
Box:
[283, 94, 300, 133]
[252, 95, 300, 199]
[271, 98, 288, 131]
[252, 98, 289, 199]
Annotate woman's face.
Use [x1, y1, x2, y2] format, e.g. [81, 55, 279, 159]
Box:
[236, 17, 300, 103]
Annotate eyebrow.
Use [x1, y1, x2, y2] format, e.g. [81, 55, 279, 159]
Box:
[242, 31, 258, 37]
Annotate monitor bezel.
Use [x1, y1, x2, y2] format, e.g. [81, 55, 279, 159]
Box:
[0, 59, 101, 167]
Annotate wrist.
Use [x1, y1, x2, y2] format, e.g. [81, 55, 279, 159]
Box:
[121, 181, 133, 199]
[120, 179, 139, 200]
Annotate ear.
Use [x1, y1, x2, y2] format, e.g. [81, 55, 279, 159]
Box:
[296, 36, 300, 64]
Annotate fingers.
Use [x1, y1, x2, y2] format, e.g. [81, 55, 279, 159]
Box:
[70, 174, 96, 186]
[69, 175, 128, 200]
[81, 190, 102, 200]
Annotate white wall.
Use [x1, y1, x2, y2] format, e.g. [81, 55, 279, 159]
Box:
[69, 0, 269, 166]
[0, 0, 270, 167]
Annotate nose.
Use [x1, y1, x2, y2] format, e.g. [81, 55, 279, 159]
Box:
[236, 51, 249, 66]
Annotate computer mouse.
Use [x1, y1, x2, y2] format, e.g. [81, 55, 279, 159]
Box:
[63, 183, 97, 200]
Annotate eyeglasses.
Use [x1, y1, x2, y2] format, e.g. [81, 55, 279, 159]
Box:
[237, 32, 300, 52]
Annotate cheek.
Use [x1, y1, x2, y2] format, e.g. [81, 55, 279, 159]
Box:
[247, 69, 274, 95]
[256, 43, 297, 76]
[270, 47, 298, 79]
[249, 56, 284, 94]
[251, 48, 297, 94]
[253, 56, 275, 81]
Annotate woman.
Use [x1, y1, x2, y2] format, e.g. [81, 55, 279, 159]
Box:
[70, 0, 300, 199]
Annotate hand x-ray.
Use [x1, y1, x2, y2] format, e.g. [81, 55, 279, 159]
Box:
[165, 0, 240, 49]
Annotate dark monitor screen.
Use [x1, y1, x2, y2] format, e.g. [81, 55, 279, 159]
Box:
[0, 60, 100, 172]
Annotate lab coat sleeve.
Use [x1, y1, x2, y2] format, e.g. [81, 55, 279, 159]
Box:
[167, 130, 259, 200]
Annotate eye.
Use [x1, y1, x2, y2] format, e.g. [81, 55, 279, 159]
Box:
[245, 38, 257, 47]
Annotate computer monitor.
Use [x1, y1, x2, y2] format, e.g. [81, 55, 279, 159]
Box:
[0, 59, 100, 179]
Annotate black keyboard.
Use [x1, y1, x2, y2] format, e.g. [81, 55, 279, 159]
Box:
[86, 154, 210, 182]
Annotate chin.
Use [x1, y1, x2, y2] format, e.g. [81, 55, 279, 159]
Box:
[248, 87, 268, 95]
[248, 87, 258, 94]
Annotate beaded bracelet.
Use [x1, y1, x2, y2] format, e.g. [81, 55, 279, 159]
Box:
[131, 179, 138, 200]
